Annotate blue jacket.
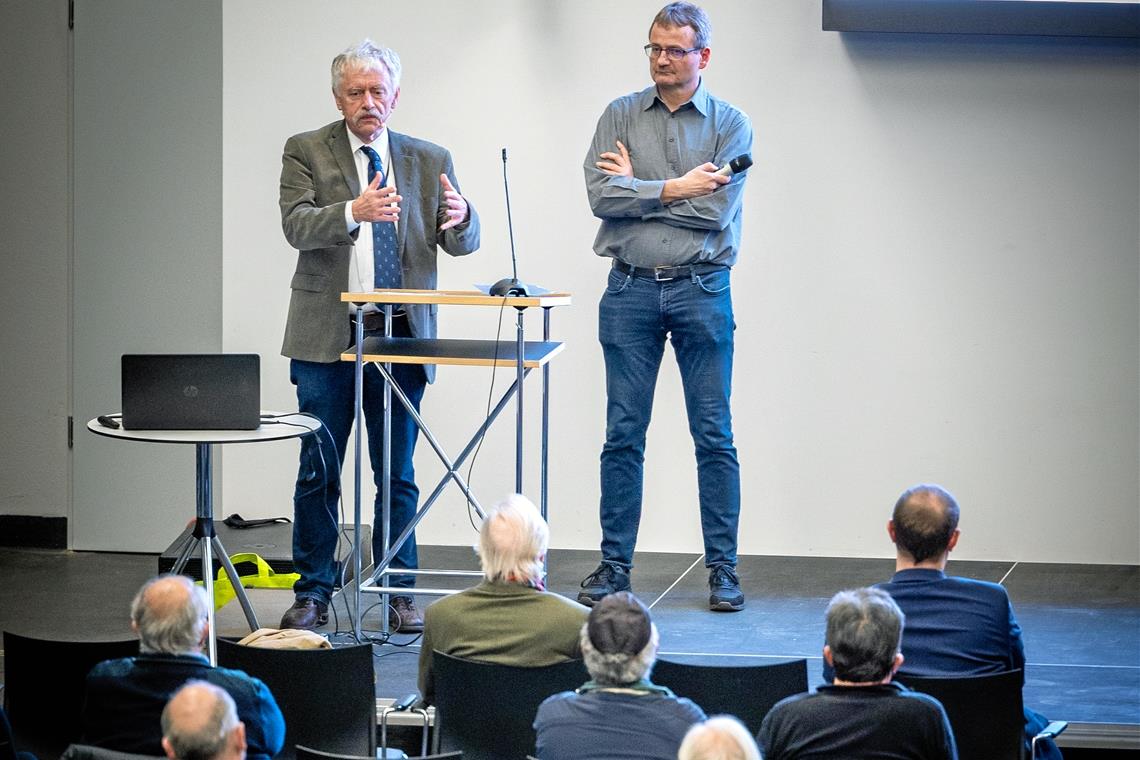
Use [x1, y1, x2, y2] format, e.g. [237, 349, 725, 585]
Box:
[82, 653, 285, 760]
[880, 568, 1025, 680]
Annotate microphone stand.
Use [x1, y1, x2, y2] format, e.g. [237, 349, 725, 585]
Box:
[489, 147, 530, 297]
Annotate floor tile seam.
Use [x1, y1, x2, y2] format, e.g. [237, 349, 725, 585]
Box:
[648, 554, 705, 610]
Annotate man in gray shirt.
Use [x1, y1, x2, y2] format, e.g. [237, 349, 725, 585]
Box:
[579, 2, 752, 612]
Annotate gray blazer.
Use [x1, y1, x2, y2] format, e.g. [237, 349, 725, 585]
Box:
[279, 119, 480, 382]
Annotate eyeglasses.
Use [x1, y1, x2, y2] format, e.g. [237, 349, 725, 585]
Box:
[643, 44, 701, 61]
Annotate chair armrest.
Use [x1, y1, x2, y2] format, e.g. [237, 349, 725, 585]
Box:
[1036, 721, 1069, 740]
[390, 693, 419, 712]
[1031, 721, 1069, 759]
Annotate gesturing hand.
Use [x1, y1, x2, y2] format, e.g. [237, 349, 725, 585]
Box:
[351, 172, 401, 223]
[597, 139, 633, 178]
[439, 173, 469, 232]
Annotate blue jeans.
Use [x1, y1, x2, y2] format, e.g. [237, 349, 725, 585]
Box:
[290, 321, 425, 603]
[598, 266, 741, 569]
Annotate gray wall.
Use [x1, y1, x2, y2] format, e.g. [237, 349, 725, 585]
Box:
[0, 0, 71, 524]
[3, 1, 1137, 563]
[70, 0, 223, 550]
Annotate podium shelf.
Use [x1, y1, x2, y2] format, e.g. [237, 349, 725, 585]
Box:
[341, 337, 564, 368]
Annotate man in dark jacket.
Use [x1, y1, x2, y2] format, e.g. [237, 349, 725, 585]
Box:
[82, 575, 284, 760]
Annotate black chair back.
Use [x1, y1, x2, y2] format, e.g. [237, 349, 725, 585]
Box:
[1, 631, 139, 757]
[297, 747, 461, 760]
[895, 669, 1024, 760]
[215, 638, 375, 760]
[431, 652, 588, 760]
[650, 656, 809, 734]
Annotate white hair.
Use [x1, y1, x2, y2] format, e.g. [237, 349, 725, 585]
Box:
[679, 716, 763, 760]
[131, 574, 209, 655]
[331, 39, 402, 93]
[477, 494, 548, 585]
[579, 621, 660, 685]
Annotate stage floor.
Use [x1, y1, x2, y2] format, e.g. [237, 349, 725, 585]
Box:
[1, 545, 1136, 751]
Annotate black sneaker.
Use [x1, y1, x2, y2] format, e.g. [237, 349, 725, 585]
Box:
[577, 562, 631, 606]
[709, 565, 744, 611]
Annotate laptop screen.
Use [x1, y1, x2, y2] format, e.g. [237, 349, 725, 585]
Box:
[121, 354, 261, 430]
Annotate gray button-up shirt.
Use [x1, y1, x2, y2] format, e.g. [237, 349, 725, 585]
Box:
[584, 80, 752, 268]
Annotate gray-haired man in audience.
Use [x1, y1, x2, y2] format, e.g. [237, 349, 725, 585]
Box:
[757, 587, 957, 760]
[534, 591, 705, 760]
[417, 494, 589, 704]
[81, 575, 284, 760]
[162, 681, 246, 760]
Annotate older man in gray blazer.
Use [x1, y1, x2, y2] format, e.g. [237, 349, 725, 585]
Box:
[278, 39, 480, 631]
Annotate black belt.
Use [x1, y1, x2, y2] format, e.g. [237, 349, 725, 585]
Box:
[612, 260, 729, 282]
[350, 310, 405, 332]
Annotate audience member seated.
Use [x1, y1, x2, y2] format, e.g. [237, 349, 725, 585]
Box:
[81, 575, 284, 760]
[534, 591, 706, 760]
[417, 494, 589, 703]
[757, 588, 957, 760]
[877, 483, 1061, 760]
[678, 716, 761, 760]
[161, 682, 246, 760]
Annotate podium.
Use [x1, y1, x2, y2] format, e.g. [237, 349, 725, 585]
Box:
[339, 289, 571, 637]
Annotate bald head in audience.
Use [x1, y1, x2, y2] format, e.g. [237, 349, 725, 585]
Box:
[130, 574, 211, 654]
[161, 681, 246, 760]
[678, 716, 762, 760]
[888, 483, 961, 569]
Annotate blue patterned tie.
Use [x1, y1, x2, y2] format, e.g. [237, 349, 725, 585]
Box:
[360, 145, 402, 289]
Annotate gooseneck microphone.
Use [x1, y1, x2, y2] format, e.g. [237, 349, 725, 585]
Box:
[489, 148, 530, 297]
[715, 153, 753, 177]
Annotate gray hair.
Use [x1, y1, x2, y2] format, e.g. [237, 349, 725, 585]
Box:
[651, 2, 712, 48]
[892, 484, 960, 563]
[161, 681, 239, 760]
[678, 716, 762, 760]
[580, 621, 659, 685]
[131, 574, 210, 655]
[477, 494, 548, 585]
[331, 39, 402, 93]
[825, 587, 904, 684]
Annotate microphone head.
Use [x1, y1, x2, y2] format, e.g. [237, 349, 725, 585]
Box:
[729, 154, 753, 174]
[502, 147, 508, 161]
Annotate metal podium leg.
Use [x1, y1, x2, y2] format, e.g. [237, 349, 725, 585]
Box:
[515, 309, 525, 493]
[541, 306, 551, 577]
[352, 305, 365, 640]
[381, 303, 394, 635]
[541, 307, 551, 524]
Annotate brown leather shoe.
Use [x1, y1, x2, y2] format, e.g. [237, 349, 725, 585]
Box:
[388, 595, 423, 633]
[280, 597, 328, 630]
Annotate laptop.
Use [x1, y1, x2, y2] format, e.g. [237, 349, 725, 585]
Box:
[121, 354, 261, 430]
